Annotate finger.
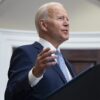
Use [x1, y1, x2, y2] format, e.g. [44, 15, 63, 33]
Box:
[44, 61, 57, 67]
[40, 50, 56, 60]
[41, 55, 57, 64]
[39, 48, 50, 56]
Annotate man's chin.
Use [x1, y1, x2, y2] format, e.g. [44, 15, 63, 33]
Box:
[60, 38, 69, 44]
[64, 36, 69, 41]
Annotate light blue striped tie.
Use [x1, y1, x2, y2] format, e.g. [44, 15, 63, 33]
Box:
[56, 49, 72, 82]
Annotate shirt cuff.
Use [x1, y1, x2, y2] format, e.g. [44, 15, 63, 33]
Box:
[28, 68, 43, 87]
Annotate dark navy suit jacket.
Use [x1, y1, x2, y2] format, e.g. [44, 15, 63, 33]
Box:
[5, 42, 76, 100]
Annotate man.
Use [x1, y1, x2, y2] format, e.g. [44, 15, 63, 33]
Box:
[5, 2, 76, 100]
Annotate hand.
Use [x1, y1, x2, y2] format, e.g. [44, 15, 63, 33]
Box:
[32, 48, 57, 77]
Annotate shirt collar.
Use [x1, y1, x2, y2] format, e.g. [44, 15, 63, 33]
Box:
[38, 37, 59, 51]
[38, 38, 61, 63]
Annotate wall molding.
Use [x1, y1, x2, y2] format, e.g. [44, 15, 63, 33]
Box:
[0, 28, 100, 49]
[62, 32, 100, 49]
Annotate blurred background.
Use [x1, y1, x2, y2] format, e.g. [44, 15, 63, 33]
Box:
[0, 0, 100, 31]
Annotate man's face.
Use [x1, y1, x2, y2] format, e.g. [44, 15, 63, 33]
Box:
[46, 5, 69, 44]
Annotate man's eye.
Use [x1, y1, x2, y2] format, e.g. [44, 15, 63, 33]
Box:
[58, 17, 63, 20]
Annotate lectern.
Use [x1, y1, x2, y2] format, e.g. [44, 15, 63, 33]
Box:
[47, 64, 100, 100]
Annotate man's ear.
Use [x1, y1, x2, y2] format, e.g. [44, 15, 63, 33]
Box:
[39, 19, 48, 31]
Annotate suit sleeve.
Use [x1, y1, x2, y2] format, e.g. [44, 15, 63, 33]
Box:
[5, 47, 34, 99]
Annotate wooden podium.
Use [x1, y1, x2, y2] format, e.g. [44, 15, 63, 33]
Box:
[47, 64, 100, 100]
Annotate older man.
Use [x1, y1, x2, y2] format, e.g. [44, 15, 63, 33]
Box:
[5, 2, 76, 100]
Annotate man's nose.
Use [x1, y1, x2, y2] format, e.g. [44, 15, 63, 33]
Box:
[63, 19, 69, 26]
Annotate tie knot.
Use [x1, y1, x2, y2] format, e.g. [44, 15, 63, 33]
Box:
[55, 49, 60, 54]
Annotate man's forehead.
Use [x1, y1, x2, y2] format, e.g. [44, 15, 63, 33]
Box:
[48, 5, 67, 17]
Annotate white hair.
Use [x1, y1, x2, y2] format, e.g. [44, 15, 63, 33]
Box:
[35, 2, 64, 32]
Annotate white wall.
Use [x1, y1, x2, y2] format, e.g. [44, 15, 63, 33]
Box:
[0, 0, 100, 31]
[0, 29, 100, 100]
[69, 0, 100, 32]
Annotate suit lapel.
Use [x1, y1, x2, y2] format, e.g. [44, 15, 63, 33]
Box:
[64, 58, 76, 77]
[32, 42, 44, 53]
[61, 52, 76, 77]
[53, 64, 67, 83]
